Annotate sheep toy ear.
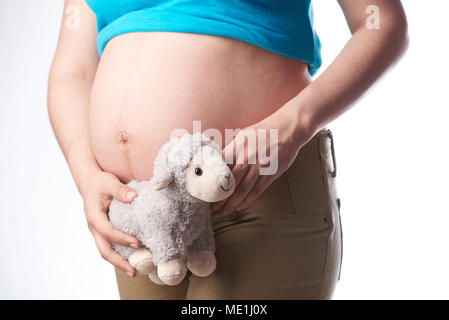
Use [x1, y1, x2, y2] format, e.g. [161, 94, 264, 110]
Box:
[152, 178, 172, 191]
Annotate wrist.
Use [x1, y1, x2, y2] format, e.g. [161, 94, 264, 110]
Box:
[66, 143, 101, 196]
[74, 165, 101, 196]
[289, 101, 319, 147]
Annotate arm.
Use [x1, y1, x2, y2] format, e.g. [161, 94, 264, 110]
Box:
[48, 0, 140, 276]
[212, 0, 408, 215]
[290, 0, 409, 138]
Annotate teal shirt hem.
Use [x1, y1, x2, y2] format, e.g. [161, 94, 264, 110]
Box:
[96, 9, 322, 76]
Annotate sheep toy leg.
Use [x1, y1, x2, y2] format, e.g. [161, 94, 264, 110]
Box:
[148, 238, 188, 286]
[187, 251, 216, 277]
[128, 248, 156, 275]
[148, 269, 166, 285]
[113, 244, 155, 275]
[186, 224, 217, 277]
[157, 258, 187, 286]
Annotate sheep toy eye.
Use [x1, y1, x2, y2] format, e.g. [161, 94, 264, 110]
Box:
[194, 167, 203, 176]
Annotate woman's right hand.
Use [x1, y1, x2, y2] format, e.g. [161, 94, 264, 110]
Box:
[80, 170, 140, 278]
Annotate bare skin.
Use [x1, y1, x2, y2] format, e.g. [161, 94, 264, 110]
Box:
[89, 31, 312, 182]
[48, 0, 408, 277]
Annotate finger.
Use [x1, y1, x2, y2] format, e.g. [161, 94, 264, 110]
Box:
[236, 175, 276, 211]
[92, 229, 136, 277]
[212, 133, 246, 211]
[218, 167, 260, 216]
[223, 131, 251, 169]
[232, 163, 252, 188]
[211, 163, 250, 211]
[222, 136, 237, 169]
[106, 178, 138, 203]
[88, 208, 139, 248]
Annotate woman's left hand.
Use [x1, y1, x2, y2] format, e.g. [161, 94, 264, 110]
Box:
[211, 110, 315, 216]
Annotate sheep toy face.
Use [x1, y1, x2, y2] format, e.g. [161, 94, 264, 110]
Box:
[185, 145, 235, 202]
[152, 133, 235, 203]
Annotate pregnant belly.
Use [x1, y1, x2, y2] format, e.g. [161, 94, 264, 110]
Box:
[89, 32, 311, 183]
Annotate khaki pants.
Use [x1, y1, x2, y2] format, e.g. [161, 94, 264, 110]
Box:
[115, 128, 343, 299]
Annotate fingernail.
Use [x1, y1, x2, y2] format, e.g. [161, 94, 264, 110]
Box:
[130, 242, 139, 249]
[126, 191, 137, 200]
[126, 271, 134, 278]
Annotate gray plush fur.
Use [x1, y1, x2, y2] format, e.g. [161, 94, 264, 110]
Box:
[108, 133, 222, 265]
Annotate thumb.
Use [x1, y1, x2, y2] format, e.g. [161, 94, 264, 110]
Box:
[109, 179, 137, 203]
[222, 138, 236, 169]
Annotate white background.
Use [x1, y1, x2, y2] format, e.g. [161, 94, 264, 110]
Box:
[0, 0, 448, 299]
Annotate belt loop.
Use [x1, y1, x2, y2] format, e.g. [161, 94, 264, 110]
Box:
[328, 130, 337, 177]
[319, 128, 337, 177]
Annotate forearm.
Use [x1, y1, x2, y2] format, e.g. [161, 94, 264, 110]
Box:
[47, 72, 100, 194]
[287, 9, 408, 141]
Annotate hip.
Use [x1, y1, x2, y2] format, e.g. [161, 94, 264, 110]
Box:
[115, 128, 343, 299]
[188, 128, 343, 299]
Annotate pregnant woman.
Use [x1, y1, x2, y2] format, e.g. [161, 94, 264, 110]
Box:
[48, 0, 407, 299]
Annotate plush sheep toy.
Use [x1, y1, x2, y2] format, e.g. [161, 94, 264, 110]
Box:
[108, 133, 235, 286]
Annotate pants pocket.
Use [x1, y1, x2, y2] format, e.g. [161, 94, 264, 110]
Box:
[337, 197, 343, 281]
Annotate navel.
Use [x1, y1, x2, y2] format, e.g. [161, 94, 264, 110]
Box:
[116, 130, 136, 178]
[117, 131, 129, 144]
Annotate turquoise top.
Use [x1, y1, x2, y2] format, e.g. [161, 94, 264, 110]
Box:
[85, 0, 322, 75]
